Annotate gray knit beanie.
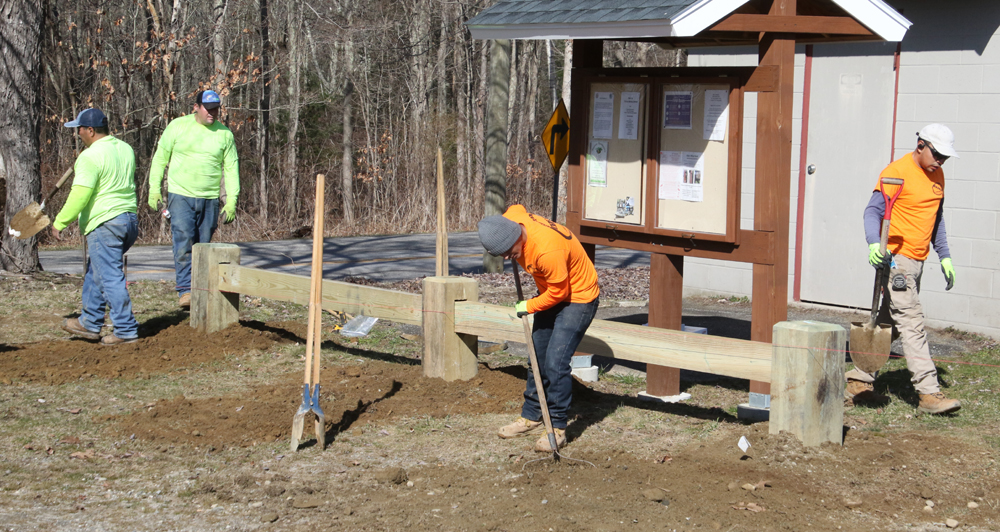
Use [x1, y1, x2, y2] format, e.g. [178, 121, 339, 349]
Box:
[478, 215, 521, 256]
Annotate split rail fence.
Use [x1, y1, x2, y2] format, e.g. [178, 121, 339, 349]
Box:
[191, 243, 847, 447]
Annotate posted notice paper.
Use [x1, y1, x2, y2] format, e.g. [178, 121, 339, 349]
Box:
[618, 92, 641, 140]
[658, 150, 705, 202]
[703, 90, 729, 141]
[662, 91, 693, 129]
[588, 140, 609, 187]
[593, 92, 614, 139]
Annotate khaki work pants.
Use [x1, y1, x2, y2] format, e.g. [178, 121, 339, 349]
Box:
[846, 255, 941, 395]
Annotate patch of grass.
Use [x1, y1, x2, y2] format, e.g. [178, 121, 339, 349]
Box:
[602, 372, 645, 387]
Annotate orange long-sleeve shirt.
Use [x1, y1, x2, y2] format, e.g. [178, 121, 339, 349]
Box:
[503, 205, 600, 313]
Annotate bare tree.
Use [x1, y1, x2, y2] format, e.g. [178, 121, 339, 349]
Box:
[0, 0, 45, 273]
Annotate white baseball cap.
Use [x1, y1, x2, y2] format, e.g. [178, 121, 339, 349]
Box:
[917, 123, 959, 158]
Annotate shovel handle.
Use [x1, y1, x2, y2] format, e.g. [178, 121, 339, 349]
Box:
[870, 177, 904, 325]
[512, 260, 559, 456]
[43, 168, 75, 205]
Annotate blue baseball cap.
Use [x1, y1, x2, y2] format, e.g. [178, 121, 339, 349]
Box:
[64, 108, 108, 128]
[197, 90, 221, 109]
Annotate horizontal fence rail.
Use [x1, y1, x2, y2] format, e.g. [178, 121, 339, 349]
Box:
[454, 302, 773, 383]
[217, 264, 423, 326]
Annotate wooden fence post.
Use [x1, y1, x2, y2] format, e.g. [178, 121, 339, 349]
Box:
[769, 321, 845, 447]
[422, 277, 478, 381]
[191, 243, 241, 334]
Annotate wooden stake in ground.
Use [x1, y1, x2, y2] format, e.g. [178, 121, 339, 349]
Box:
[435, 147, 448, 277]
[291, 174, 327, 451]
[512, 260, 559, 458]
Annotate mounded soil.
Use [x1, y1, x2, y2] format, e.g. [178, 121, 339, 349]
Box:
[2, 306, 999, 529]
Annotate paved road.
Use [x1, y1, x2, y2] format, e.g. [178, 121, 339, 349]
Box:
[40, 231, 650, 283]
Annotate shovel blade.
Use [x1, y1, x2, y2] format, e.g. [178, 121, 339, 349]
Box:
[8, 202, 49, 240]
[849, 321, 893, 374]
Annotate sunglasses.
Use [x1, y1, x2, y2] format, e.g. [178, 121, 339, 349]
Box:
[923, 142, 949, 163]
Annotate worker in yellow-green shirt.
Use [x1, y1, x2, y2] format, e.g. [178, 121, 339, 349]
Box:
[52, 108, 140, 345]
[148, 89, 240, 309]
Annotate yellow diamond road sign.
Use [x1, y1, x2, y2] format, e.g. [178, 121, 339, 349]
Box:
[542, 99, 570, 172]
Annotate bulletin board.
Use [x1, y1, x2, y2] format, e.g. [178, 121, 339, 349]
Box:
[653, 81, 739, 239]
[582, 82, 648, 225]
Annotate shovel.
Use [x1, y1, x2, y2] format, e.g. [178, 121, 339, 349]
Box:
[8, 167, 74, 240]
[849, 177, 903, 375]
[512, 260, 560, 458]
[291, 174, 327, 451]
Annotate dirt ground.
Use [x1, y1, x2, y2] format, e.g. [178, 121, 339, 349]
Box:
[1, 270, 1000, 531]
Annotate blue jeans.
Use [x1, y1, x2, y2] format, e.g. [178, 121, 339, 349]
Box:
[80, 212, 139, 339]
[168, 193, 219, 295]
[522, 297, 599, 429]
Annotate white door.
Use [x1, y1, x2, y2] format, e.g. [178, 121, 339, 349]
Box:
[799, 43, 898, 307]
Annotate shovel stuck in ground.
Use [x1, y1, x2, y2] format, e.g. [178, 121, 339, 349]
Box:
[7, 168, 74, 240]
[512, 260, 560, 459]
[291, 174, 327, 451]
[849, 177, 904, 375]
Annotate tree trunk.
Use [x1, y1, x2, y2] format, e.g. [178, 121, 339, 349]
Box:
[454, 11, 469, 227]
[257, 0, 270, 223]
[340, 17, 355, 226]
[284, 0, 302, 218]
[556, 40, 572, 225]
[483, 39, 511, 273]
[0, 0, 44, 273]
[211, 0, 228, 89]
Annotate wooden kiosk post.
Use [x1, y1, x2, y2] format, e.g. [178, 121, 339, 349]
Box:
[190, 243, 241, 334]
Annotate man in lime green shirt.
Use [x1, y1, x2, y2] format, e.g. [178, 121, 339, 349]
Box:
[52, 108, 140, 345]
[148, 89, 240, 309]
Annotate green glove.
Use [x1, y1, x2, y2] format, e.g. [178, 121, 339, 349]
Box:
[222, 201, 236, 224]
[515, 300, 528, 318]
[941, 257, 955, 291]
[148, 191, 162, 211]
[868, 243, 890, 269]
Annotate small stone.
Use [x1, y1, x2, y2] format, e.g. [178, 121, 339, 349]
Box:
[292, 496, 323, 509]
[741, 483, 756, 491]
[727, 481, 738, 491]
[406, 481, 414, 487]
[921, 488, 935, 499]
[844, 498, 863, 509]
[642, 488, 665, 502]
[192, 430, 202, 437]
[946, 519, 959, 528]
[260, 513, 279, 523]
[249, 501, 264, 508]
[974, 489, 985, 498]
[925, 500, 935, 508]
[968, 501, 979, 509]
[922, 506, 934, 513]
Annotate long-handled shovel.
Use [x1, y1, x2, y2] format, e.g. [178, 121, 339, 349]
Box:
[8, 167, 74, 239]
[512, 260, 560, 459]
[849, 177, 904, 375]
[291, 174, 327, 451]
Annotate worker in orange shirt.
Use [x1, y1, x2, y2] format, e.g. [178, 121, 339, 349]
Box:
[478, 205, 600, 452]
[846, 124, 960, 415]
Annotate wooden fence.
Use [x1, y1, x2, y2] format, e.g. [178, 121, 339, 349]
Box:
[191, 243, 847, 446]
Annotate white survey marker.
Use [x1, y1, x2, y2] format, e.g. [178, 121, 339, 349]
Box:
[738, 436, 751, 453]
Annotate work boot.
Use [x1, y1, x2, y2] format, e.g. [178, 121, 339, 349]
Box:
[845, 379, 889, 406]
[534, 428, 567, 453]
[497, 417, 544, 439]
[100, 334, 138, 346]
[61, 318, 100, 341]
[179, 292, 191, 310]
[918, 392, 961, 415]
